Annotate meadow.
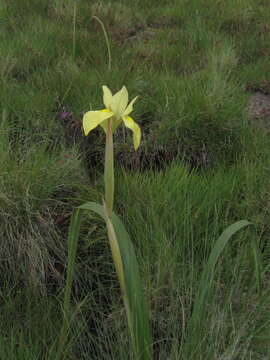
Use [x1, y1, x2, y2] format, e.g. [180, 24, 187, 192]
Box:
[0, 0, 270, 358]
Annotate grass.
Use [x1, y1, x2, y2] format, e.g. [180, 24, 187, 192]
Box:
[1, 0, 270, 358]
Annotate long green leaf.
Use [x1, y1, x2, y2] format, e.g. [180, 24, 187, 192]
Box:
[57, 208, 83, 360]
[250, 230, 263, 294]
[79, 201, 153, 360]
[188, 220, 252, 354]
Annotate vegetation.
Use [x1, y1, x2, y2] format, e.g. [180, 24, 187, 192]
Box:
[0, 0, 270, 358]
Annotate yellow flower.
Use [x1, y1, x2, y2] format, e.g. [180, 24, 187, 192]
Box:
[83, 86, 141, 150]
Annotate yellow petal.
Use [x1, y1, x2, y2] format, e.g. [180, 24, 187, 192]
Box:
[102, 85, 113, 109]
[110, 86, 128, 117]
[123, 96, 138, 116]
[99, 109, 113, 133]
[83, 110, 113, 136]
[122, 115, 141, 150]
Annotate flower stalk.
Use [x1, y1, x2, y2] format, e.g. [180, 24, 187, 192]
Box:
[104, 118, 114, 218]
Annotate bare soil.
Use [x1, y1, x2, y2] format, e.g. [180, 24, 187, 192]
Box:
[248, 91, 270, 131]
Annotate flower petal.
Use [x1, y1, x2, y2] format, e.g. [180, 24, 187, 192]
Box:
[102, 85, 113, 109]
[99, 109, 114, 133]
[123, 96, 138, 116]
[110, 86, 128, 117]
[122, 115, 141, 150]
[83, 110, 113, 136]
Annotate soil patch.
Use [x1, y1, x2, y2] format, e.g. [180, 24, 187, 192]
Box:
[248, 91, 270, 131]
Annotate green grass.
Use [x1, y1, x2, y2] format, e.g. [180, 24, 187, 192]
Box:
[1, 0, 270, 358]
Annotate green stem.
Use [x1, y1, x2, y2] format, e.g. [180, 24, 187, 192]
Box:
[72, 1, 77, 62]
[104, 119, 114, 217]
[92, 16, 112, 71]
